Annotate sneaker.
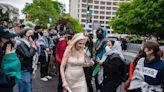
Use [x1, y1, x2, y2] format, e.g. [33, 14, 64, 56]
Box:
[46, 75, 52, 80]
[40, 77, 48, 81]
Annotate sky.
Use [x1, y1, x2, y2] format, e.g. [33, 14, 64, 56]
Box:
[0, 0, 69, 18]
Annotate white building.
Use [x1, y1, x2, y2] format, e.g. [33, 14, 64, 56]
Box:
[69, 0, 130, 32]
[0, 3, 19, 20]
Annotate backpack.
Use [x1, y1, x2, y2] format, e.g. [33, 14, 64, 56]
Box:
[109, 53, 129, 82]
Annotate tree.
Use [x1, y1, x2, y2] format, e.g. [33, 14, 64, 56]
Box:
[57, 16, 85, 33]
[22, 0, 64, 28]
[52, 1, 65, 17]
[110, 0, 164, 38]
[65, 16, 85, 33]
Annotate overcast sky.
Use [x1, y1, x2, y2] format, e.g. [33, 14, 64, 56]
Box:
[0, 0, 69, 18]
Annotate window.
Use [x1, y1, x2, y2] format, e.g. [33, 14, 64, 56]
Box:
[88, 0, 93, 3]
[112, 12, 116, 15]
[82, 4, 86, 7]
[82, 14, 86, 18]
[100, 11, 105, 14]
[94, 11, 98, 14]
[88, 5, 92, 8]
[107, 2, 111, 5]
[82, 19, 86, 22]
[94, 1, 99, 4]
[100, 6, 105, 9]
[100, 21, 104, 24]
[107, 7, 111, 10]
[94, 16, 98, 19]
[112, 7, 118, 10]
[113, 2, 118, 5]
[94, 6, 99, 9]
[100, 16, 104, 19]
[82, 9, 86, 12]
[94, 20, 98, 22]
[100, 1, 105, 5]
[106, 16, 111, 19]
[82, 0, 86, 2]
[106, 12, 111, 15]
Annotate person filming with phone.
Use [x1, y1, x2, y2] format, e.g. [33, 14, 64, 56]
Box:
[0, 26, 21, 92]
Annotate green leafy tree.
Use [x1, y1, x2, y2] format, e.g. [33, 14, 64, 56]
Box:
[52, 1, 65, 17]
[65, 16, 85, 33]
[110, 0, 164, 38]
[23, 0, 64, 28]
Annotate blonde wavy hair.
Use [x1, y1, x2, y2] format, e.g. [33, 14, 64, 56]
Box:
[64, 33, 87, 56]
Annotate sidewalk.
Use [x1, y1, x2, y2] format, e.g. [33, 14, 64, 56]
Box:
[122, 50, 137, 58]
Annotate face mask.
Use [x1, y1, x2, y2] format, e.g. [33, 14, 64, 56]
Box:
[27, 35, 35, 41]
[43, 33, 48, 37]
[39, 32, 43, 36]
[97, 34, 103, 39]
[105, 46, 111, 53]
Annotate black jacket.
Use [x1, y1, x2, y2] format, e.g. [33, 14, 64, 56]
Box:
[102, 54, 124, 92]
[16, 41, 35, 70]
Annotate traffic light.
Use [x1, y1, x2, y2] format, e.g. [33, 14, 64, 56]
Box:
[86, 6, 92, 23]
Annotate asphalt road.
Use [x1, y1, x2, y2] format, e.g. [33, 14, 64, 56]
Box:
[14, 51, 136, 92]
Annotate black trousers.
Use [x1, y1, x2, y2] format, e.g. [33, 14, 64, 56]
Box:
[39, 55, 50, 78]
[101, 80, 121, 92]
[57, 64, 63, 92]
[128, 88, 141, 92]
[84, 67, 94, 92]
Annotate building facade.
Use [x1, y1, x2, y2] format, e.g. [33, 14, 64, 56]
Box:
[0, 3, 19, 21]
[69, 0, 130, 31]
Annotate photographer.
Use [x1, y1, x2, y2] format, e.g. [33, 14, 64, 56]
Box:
[16, 28, 36, 92]
[0, 26, 21, 92]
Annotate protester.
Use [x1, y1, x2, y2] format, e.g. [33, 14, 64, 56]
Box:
[16, 28, 36, 92]
[59, 25, 65, 37]
[37, 29, 54, 81]
[124, 36, 158, 90]
[56, 29, 74, 92]
[0, 26, 21, 92]
[48, 28, 60, 76]
[12, 23, 22, 35]
[34, 25, 42, 41]
[60, 33, 94, 92]
[97, 39, 125, 92]
[84, 34, 94, 92]
[121, 37, 128, 51]
[93, 28, 107, 91]
[128, 41, 164, 92]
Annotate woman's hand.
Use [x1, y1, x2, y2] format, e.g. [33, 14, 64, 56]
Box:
[32, 69, 36, 79]
[88, 59, 95, 66]
[97, 60, 104, 66]
[5, 44, 15, 54]
[83, 60, 95, 67]
[63, 81, 68, 90]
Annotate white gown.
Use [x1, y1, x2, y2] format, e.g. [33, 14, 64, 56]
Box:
[65, 56, 88, 92]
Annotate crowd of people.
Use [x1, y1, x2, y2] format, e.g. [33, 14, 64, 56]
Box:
[0, 20, 164, 92]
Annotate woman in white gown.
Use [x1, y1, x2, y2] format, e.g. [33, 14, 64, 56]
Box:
[60, 33, 94, 92]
